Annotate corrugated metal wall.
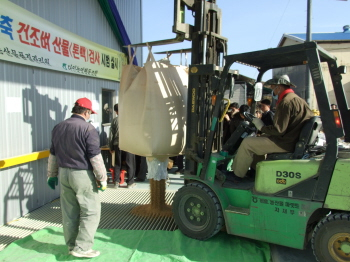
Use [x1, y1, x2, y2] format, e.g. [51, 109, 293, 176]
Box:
[0, 0, 142, 226]
[116, 0, 143, 62]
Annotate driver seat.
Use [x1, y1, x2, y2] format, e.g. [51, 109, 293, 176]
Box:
[266, 116, 322, 160]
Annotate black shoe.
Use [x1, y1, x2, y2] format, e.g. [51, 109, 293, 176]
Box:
[135, 178, 145, 182]
[246, 169, 256, 181]
[225, 172, 243, 183]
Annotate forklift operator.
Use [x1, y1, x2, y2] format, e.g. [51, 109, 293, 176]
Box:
[227, 75, 314, 182]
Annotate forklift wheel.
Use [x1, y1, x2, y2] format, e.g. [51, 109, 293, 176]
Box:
[312, 213, 350, 262]
[172, 182, 224, 240]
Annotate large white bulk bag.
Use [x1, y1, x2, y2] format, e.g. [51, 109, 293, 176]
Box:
[119, 47, 188, 158]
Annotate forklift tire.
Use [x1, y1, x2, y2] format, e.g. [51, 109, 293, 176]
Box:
[172, 182, 224, 240]
[312, 213, 350, 262]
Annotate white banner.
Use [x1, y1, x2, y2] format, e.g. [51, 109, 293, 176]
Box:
[0, 0, 127, 81]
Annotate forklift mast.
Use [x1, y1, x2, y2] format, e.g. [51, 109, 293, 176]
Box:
[174, 0, 231, 177]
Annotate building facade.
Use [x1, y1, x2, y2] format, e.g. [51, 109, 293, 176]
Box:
[0, 0, 142, 226]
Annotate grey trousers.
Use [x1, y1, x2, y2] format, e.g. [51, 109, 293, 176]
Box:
[59, 168, 101, 251]
[231, 136, 288, 177]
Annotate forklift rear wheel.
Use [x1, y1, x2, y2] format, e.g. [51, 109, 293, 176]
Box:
[172, 182, 224, 240]
[312, 213, 350, 262]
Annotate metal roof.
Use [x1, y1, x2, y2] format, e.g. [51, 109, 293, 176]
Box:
[279, 32, 350, 46]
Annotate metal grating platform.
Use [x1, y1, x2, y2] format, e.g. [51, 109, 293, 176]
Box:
[0, 188, 178, 251]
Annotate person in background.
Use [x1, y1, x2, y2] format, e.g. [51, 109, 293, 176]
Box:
[170, 155, 185, 174]
[47, 97, 107, 258]
[229, 104, 250, 135]
[109, 104, 136, 189]
[227, 75, 314, 182]
[255, 110, 262, 119]
[331, 104, 338, 110]
[259, 99, 274, 126]
[223, 102, 239, 144]
[135, 155, 147, 182]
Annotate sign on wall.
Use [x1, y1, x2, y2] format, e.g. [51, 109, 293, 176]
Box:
[0, 0, 127, 81]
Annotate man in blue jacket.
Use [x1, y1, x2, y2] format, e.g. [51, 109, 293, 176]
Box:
[47, 97, 107, 258]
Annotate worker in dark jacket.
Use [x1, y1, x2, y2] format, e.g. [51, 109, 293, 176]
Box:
[228, 75, 314, 181]
[229, 104, 250, 135]
[223, 102, 239, 144]
[109, 104, 136, 189]
[47, 97, 107, 258]
[256, 99, 274, 136]
[259, 99, 274, 126]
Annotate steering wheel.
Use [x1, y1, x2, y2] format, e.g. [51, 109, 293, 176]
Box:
[243, 112, 256, 123]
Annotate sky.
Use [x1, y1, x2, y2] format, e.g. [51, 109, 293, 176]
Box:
[141, 0, 350, 80]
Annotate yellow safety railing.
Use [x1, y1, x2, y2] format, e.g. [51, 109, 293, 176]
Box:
[0, 150, 50, 169]
[0, 147, 110, 169]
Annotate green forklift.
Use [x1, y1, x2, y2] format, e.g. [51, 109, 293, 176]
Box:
[130, 0, 349, 260]
[173, 40, 350, 262]
[167, 1, 350, 262]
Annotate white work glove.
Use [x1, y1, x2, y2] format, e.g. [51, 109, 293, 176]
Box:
[252, 118, 264, 131]
[98, 180, 107, 192]
[90, 154, 108, 182]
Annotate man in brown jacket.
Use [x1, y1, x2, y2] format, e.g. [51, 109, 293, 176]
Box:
[228, 75, 314, 182]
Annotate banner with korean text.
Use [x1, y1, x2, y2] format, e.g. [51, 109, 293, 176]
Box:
[0, 0, 127, 81]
